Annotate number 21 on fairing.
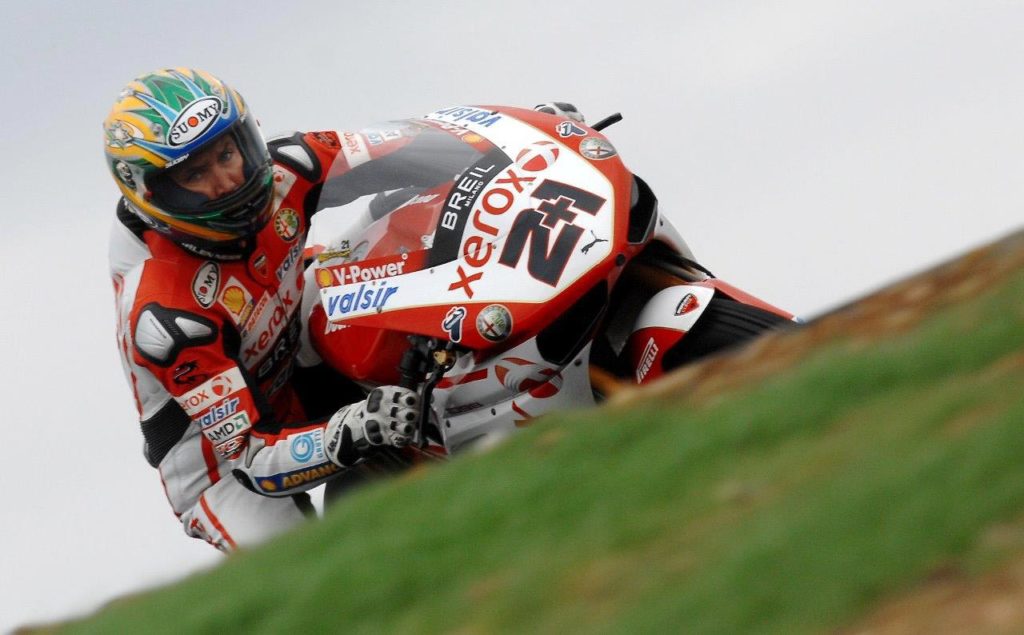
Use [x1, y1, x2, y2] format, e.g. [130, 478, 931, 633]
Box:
[498, 180, 605, 286]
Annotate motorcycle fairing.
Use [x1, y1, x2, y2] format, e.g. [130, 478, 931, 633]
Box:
[314, 107, 633, 360]
[626, 284, 717, 385]
[429, 338, 597, 454]
[623, 279, 795, 385]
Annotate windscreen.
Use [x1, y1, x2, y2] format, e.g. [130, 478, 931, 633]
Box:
[310, 120, 501, 270]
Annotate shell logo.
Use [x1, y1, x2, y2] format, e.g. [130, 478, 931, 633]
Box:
[515, 141, 559, 172]
[494, 357, 562, 398]
[316, 268, 334, 288]
[222, 286, 247, 315]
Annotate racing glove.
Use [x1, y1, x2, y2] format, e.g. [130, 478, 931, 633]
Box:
[534, 102, 585, 123]
[324, 386, 420, 467]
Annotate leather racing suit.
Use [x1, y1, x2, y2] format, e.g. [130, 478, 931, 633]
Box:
[109, 128, 426, 551]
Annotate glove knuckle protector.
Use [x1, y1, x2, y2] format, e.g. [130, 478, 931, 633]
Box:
[366, 388, 383, 413]
[324, 386, 421, 466]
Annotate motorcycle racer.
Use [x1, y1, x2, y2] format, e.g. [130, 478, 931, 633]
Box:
[106, 68, 421, 551]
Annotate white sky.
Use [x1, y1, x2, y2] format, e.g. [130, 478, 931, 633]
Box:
[1, 0, 1022, 630]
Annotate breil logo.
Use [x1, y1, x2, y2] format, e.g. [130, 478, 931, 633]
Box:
[169, 97, 223, 147]
[440, 162, 499, 231]
[636, 337, 659, 383]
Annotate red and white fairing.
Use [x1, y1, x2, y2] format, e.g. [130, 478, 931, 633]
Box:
[303, 105, 789, 453]
[302, 106, 629, 450]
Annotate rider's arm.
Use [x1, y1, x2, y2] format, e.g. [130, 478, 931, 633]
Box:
[127, 290, 338, 496]
[235, 385, 419, 495]
[127, 274, 416, 497]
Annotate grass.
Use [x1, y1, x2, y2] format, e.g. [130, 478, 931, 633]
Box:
[59, 264, 1024, 634]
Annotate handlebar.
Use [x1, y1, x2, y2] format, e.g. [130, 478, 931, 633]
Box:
[397, 336, 458, 448]
[398, 346, 427, 391]
[591, 112, 623, 132]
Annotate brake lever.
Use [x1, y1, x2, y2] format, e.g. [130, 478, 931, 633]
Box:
[398, 337, 458, 448]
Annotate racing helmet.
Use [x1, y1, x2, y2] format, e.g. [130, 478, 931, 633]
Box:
[103, 68, 273, 259]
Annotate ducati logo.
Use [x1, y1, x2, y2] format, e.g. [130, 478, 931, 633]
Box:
[675, 293, 699, 316]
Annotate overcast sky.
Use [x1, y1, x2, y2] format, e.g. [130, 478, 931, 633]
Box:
[1, 0, 1022, 630]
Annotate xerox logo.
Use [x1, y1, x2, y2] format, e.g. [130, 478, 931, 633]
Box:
[177, 368, 244, 416]
[449, 178, 606, 298]
[340, 131, 369, 167]
[242, 291, 296, 366]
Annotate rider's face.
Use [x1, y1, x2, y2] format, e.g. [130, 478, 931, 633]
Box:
[169, 135, 245, 199]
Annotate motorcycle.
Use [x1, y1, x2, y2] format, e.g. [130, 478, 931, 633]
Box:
[301, 105, 795, 465]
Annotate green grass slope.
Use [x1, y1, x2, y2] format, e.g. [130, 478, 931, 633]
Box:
[60, 234, 1024, 634]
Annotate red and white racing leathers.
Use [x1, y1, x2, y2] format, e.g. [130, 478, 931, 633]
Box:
[109, 129, 418, 551]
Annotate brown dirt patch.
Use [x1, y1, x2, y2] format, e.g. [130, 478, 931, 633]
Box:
[609, 228, 1024, 409]
[839, 556, 1024, 635]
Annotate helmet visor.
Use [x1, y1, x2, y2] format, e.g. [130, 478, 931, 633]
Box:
[146, 115, 272, 232]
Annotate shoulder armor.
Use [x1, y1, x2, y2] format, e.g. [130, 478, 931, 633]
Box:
[134, 302, 218, 366]
[268, 132, 321, 182]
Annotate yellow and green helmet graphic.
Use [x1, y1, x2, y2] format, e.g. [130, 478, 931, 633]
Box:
[104, 68, 246, 172]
